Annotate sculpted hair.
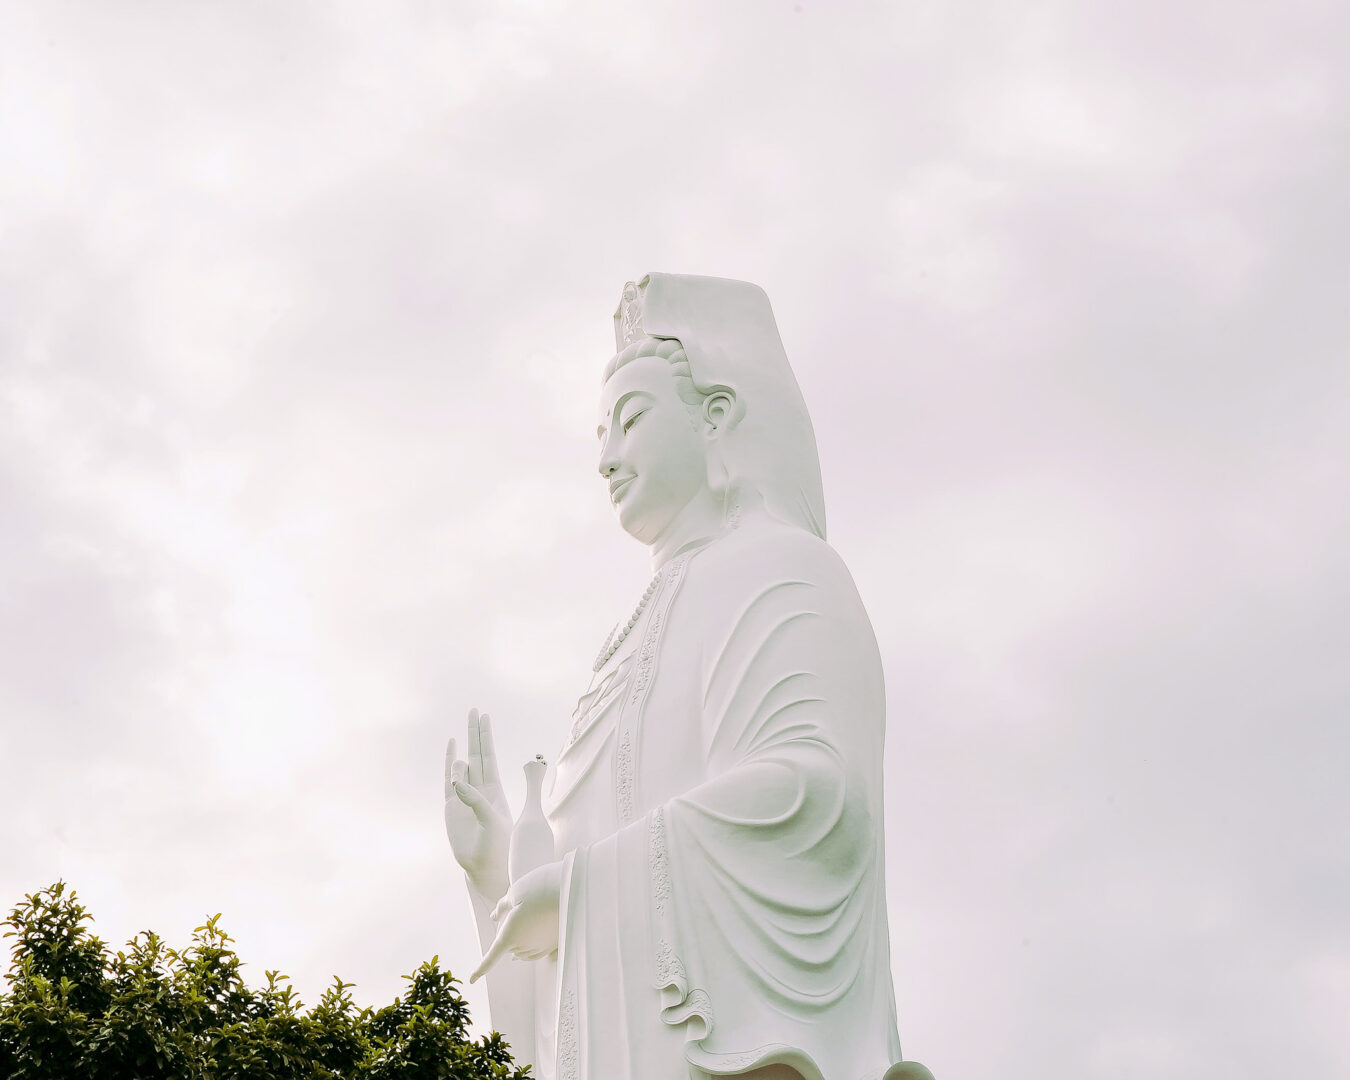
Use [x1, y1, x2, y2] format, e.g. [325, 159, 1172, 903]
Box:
[603, 335, 706, 423]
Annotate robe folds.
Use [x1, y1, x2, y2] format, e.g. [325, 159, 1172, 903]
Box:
[542, 514, 907, 1080]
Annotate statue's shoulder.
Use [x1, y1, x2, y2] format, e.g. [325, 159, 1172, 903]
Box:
[691, 515, 853, 596]
[683, 515, 880, 666]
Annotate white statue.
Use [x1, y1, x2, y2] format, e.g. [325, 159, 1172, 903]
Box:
[445, 274, 934, 1080]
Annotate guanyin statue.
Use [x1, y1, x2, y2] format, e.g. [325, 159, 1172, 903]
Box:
[444, 274, 934, 1080]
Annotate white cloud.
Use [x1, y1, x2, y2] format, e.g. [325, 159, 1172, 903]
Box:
[2, 2, 1347, 1076]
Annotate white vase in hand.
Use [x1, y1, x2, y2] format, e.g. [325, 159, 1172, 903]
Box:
[508, 755, 554, 884]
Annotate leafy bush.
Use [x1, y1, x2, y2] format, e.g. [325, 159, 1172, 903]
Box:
[0, 882, 527, 1079]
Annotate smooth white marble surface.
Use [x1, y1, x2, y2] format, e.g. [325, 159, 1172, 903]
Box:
[446, 275, 932, 1080]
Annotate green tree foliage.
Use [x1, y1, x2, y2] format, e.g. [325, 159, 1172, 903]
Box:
[0, 883, 528, 1080]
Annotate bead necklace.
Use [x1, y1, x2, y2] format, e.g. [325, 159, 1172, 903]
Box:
[592, 571, 661, 672]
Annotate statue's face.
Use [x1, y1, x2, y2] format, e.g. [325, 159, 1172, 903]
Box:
[597, 355, 707, 544]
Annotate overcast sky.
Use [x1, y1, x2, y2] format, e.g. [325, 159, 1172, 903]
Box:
[2, 2, 1348, 1077]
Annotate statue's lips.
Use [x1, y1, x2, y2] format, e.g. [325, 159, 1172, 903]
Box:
[609, 475, 635, 502]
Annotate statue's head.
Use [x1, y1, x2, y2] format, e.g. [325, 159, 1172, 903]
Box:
[597, 335, 736, 544]
[599, 273, 827, 545]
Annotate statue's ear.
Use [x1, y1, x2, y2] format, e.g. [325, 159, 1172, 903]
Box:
[702, 388, 738, 435]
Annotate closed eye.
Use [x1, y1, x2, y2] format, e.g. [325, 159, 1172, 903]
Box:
[622, 410, 645, 433]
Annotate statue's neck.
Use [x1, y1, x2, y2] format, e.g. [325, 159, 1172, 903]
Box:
[648, 487, 727, 571]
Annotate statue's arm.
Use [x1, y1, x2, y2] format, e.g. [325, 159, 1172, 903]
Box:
[466, 882, 537, 1068]
[650, 542, 884, 929]
[444, 711, 537, 1068]
[688, 539, 883, 827]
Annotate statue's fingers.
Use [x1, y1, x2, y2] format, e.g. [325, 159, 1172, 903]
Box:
[469, 915, 516, 983]
[444, 738, 458, 798]
[467, 708, 482, 786]
[490, 893, 514, 923]
[478, 712, 501, 783]
[454, 778, 495, 826]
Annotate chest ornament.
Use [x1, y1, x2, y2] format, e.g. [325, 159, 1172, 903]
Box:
[592, 571, 662, 673]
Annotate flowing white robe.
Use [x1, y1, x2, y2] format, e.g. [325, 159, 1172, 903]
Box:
[540, 514, 907, 1080]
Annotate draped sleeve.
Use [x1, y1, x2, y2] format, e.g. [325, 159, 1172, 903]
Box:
[551, 520, 906, 1080]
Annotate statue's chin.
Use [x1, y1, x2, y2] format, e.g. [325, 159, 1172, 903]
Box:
[613, 481, 665, 543]
[615, 506, 655, 545]
[614, 485, 713, 548]
[616, 504, 688, 550]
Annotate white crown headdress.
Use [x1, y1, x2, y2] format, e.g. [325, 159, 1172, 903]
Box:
[614, 280, 646, 351]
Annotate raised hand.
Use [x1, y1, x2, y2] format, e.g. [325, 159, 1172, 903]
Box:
[444, 708, 512, 905]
